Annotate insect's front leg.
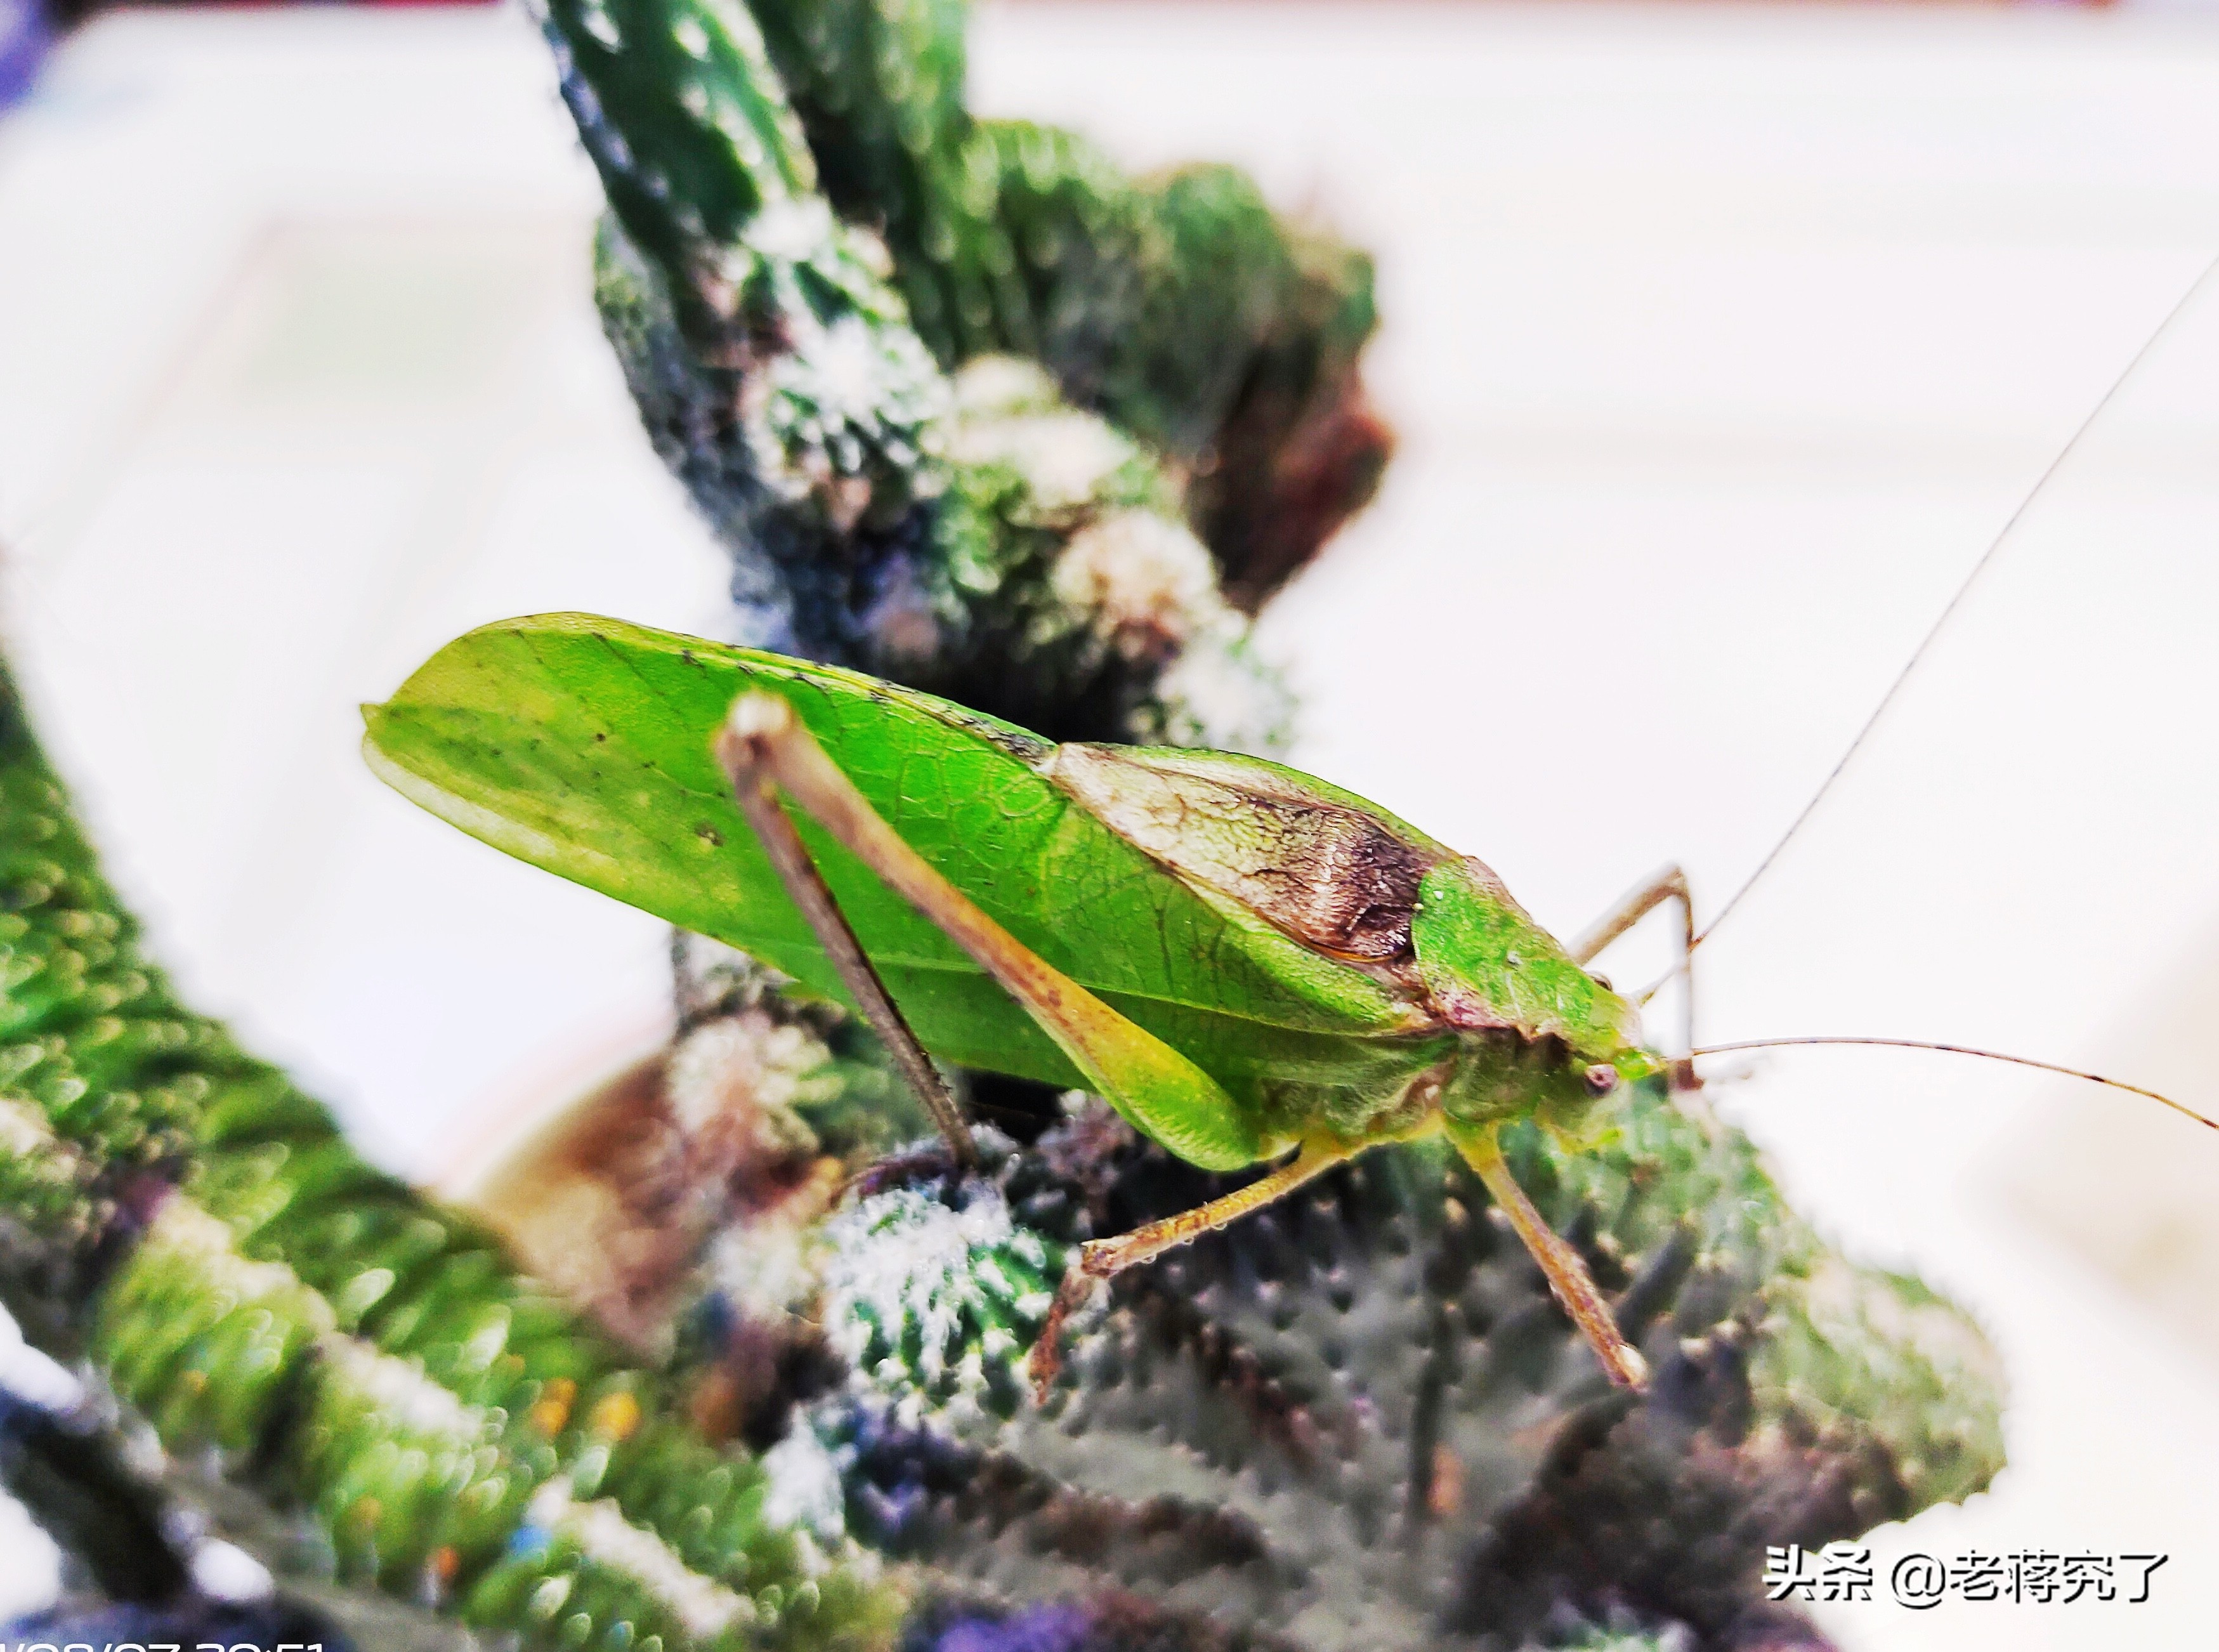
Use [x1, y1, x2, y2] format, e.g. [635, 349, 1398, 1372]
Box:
[1450, 1122, 1649, 1391]
[1571, 863, 1696, 1089]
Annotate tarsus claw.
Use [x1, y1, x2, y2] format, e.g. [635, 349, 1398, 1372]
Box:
[1028, 1264, 1097, 1402]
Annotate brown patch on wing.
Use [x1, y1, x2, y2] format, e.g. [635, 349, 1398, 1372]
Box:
[1045, 744, 1448, 962]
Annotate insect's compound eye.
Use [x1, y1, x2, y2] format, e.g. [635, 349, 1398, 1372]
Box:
[1582, 1063, 1618, 1098]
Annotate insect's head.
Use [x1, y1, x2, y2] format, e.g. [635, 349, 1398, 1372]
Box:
[1579, 1041, 1670, 1107]
[1535, 1010, 1673, 1147]
[1435, 1018, 1665, 1143]
[1413, 856, 1666, 1138]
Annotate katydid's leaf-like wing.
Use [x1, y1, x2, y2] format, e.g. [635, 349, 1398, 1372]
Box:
[363, 614, 1425, 1102]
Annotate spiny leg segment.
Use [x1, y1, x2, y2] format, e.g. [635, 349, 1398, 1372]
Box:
[1454, 1124, 1649, 1390]
[714, 690, 1285, 1391]
[1573, 862, 1696, 1090]
[1028, 1135, 1361, 1393]
[716, 695, 976, 1171]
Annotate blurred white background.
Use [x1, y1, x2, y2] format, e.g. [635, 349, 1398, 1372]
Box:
[6, 3, 2219, 1645]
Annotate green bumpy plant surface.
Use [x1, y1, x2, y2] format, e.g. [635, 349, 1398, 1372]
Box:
[0, 661, 905, 1652]
[743, 0, 1389, 608]
[0, 591, 2004, 1647]
[809, 1084, 2000, 1649]
[552, 0, 1378, 750]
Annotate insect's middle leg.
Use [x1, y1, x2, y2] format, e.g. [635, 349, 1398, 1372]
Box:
[1571, 862, 1696, 1089]
[1027, 1135, 1361, 1395]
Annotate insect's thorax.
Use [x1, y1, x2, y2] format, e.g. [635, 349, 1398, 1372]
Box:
[1436, 1030, 1597, 1132]
[1040, 739, 1649, 1149]
[1408, 860, 1640, 1061]
[1247, 1026, 1614, 1157]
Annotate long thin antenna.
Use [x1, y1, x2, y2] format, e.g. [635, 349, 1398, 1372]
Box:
[1663, 254, 2219, 995]
[1691, 1036, 2217, 1132]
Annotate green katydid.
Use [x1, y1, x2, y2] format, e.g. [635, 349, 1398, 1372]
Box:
[362, 612, 2213, 1396]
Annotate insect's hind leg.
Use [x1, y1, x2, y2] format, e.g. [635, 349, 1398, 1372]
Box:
[718, 696, 978, 1171]
[714, 692, 1258, 1172]
[1026, 1135, 1361, 1396]
[1571, 863, 1696, 1089]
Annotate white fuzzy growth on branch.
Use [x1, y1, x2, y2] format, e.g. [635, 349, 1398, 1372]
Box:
[317, 1334, 485, 1444]
[820, 1181, 1054, 1408]
[527, 1480, 756, 1639]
